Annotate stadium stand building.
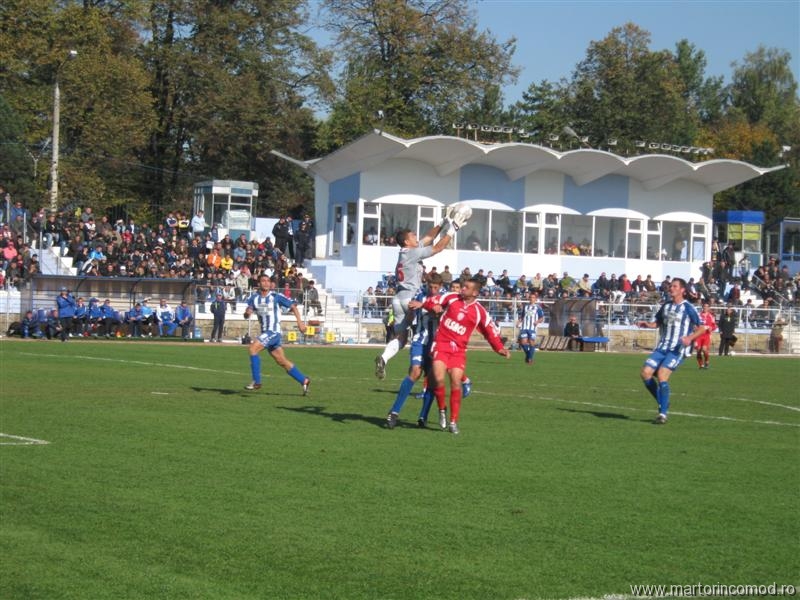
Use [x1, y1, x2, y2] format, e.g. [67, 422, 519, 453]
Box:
[272, 131, 783, 295]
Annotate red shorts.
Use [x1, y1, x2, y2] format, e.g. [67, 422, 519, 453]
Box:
[696, 336, 711, 349]
[432, 347, 466, 371]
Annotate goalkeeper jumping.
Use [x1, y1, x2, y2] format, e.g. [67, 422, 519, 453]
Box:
[374, 203, 471, 379]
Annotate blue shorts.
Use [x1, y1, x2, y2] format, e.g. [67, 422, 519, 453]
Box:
[256, 330, 283, 352]
[519, 329, 538, 342]
[409, 340, 433, 372]
[644, 349, 685, 372]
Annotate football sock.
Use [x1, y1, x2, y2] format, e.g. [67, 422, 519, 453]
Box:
[529, 346, 536, 361]
[250, 355, 261, 384]
[419, 389, 434, 421]
[643, 377, 658, 400]
[391, 376, 416, 414]
[450, 389, 462, 423]
[287, 365, 307, 384]
[434, 386, 447, 411]
[656, 381, 670, 414]
[380, 338, 400, 363]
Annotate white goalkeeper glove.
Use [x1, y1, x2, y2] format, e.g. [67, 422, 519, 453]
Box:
[450, 203, 472, 230]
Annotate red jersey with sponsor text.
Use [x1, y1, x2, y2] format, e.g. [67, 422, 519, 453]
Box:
[422, 292, 505, 353]
[697, 311, 717, 346]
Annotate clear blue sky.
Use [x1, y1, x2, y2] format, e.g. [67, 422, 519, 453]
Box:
[473, 0, 799, 105]
[309, 1, 798, 107]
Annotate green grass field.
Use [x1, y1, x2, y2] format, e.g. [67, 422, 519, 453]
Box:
[1, 340, 798, 600]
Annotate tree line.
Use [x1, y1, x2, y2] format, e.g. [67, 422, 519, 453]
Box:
[0, 0, 797, 224]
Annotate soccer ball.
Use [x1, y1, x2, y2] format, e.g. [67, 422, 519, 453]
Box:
[449, 203, 473, 229]
[729, 350, 736, 356]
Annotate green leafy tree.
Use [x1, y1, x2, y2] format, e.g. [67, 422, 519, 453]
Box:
[142, 0, 333, 217]
[318, 0, 518, 149]
[0, 96, 36, 202]
[0, 0, 154, 214]
[566, 23, 694, 153]
[714, 47, 800, 221]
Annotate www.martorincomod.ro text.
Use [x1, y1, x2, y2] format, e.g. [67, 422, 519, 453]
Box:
[630, 583, 797, 597]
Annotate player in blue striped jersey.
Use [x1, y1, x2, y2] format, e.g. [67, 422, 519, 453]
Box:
[242, 274, 311, 395]
[636, 278, 706, 424]
[385, 273, 444, 429]
[517, 291, 544, 364]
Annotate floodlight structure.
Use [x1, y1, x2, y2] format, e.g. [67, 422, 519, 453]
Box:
[49, 49, 78, 214]
[563, 126, 591, 149]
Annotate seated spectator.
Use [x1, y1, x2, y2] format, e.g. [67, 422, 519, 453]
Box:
[42, 309, 63, 340]
[363, 286, 378, 317]
[564, 315, 583, 351]
[156, 299, 178, 336]
[73, 297, 89, 336]
[577, 274, 592, 297]
[21, 310, 42, 338]
[99, 299, 121, 337]
[465, 230, 481, 251]
[127, 303, 144, 337]
[175, 300, 194, 339]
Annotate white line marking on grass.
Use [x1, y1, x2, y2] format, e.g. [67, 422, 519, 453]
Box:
[0, 433, 50, 446]
[17, 352, 242, 376]
[478, 391, 800, 428]
[725, 397, 800, 412]
[151, 392, 169, 395]
[537, 595, 667, 600]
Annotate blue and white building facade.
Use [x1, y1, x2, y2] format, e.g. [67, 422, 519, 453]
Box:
[272, 131, 782, 295]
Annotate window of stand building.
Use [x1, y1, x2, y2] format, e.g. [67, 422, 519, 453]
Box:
[646, 220, 662, 260]
[362, 202, 380, 245]
[593, 216, 625, 258]
[626, 219, 643, 259]
[489, 211, 522, 253]
[457, 208, 489, 251]
[560, 214, 593, 256]
[543, 213, 560, 254]
[524, 212, 540, 253]
[660, 222, 706, 262]
[361, 203, 443, 247]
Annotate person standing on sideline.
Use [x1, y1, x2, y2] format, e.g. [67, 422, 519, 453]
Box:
[55, 287, 76, 341]
[410, 277, 510, 434]
[190, 209, 207, 238]
[210, 292, 226, 342]
[695, 301, 717, 369]
[272, 216, 290, 255]
[517, 291, 544, 363]
[374, 221, 454, 379]
[242, 274, 310, 394]
[636, 278, 706, 425]
[717, 304, 738, 356]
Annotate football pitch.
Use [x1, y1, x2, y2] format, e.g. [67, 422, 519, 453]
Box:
[1, 340, 798, 600]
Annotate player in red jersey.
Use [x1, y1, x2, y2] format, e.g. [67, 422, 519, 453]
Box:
[695, 301, 717, 369]
[411, 277, 510, 434]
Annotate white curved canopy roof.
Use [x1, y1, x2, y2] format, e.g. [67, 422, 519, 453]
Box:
[272, 130, 784, 194]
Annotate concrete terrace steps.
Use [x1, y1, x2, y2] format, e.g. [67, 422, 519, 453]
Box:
[194, 278, 370, 344]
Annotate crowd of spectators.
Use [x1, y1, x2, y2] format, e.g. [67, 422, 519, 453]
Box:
[0, 191, 318, 308]
[362, 258, 798, 328]
[2, 189, 797, 330]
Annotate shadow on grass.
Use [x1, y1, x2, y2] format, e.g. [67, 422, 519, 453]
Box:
[276, 404, 390, 428]
[556, 407, 632, 420]
[190, 386, 285, 397]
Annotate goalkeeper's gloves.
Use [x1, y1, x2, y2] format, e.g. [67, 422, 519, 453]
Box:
[439, 217, 458, 238]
